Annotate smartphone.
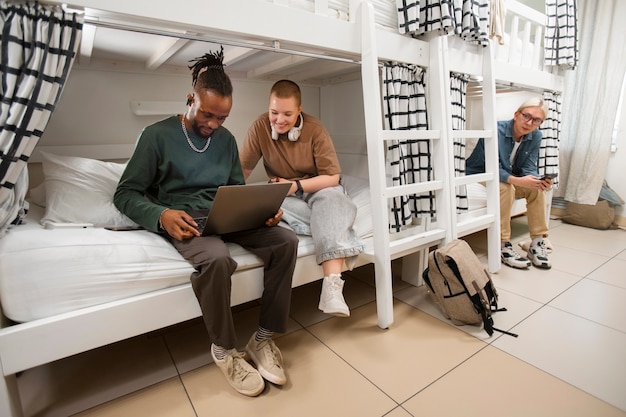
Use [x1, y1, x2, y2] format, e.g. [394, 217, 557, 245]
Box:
[541, 173, 558, 180]
[104, 226, 145, 231]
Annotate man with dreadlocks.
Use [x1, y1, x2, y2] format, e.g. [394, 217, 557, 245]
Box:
[114, 48, 297, 397]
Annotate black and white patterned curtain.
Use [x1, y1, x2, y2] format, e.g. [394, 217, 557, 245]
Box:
[450, 72, 469, 213]
[382, 62, 434, 233]
[0, 1, 82, 236]
[545, 0, 578, 69]
[538, 91, 562, 187]
[396, 0, 489, 46]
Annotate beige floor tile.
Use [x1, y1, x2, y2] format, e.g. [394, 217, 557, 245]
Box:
[547, 244, 612, 277]
[308, 301, 487, 403]
[402, 345, 626, 417]
[384, 406, 414, 417]
[491, 259, 583, 304]
[616, 249, 626, 261]
[493, 306, 626, 411]
[549, 278, 626, 332]
[72, 377, 195, 417]
[587, 257, 626, 289]
[181, 329, 397, 417]
[549, 223, 626, 258]
[395, 284, 543, 342]
[17, 334, 177, 417]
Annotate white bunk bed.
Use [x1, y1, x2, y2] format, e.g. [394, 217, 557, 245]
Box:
[0, 1, 565, 415]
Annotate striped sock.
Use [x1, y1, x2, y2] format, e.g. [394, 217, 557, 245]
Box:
[255, 327, 274, 342]
[211, 344, 228, 361]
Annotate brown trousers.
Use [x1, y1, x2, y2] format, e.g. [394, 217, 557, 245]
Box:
[169, 226, 298, 349]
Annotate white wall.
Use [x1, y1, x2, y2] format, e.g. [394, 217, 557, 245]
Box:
[36, 68, 321, 184]
[321, 79, 369, 179]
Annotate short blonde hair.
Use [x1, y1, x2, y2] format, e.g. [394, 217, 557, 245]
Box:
[517, 96, 549, 119]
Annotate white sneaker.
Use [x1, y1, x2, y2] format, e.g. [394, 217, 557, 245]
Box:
[245, 334, 287, 385]
[318, 274, 350, 317]
[501, 242, 531, 269]
[527, 239, 552, 269]
[211, 344, 264, 397]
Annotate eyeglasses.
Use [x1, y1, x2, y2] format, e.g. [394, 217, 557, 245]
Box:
[519, 112, 543, 126]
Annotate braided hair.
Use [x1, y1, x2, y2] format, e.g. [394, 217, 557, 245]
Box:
[187, 47, 233, 104]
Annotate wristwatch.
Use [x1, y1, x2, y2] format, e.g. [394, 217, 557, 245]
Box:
[295, 180, 304, 198]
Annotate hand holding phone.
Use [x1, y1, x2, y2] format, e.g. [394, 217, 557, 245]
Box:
[541, 173, 558, 181]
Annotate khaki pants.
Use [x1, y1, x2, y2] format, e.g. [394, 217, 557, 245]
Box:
[500, 182, 548, 243]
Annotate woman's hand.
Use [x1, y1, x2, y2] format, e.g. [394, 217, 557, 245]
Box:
[265, 208, 283, 226]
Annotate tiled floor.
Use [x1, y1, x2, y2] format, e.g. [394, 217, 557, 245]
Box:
[16, 217, 626, 417]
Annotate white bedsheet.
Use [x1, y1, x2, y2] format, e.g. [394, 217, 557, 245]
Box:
[0, 176, 372, 323]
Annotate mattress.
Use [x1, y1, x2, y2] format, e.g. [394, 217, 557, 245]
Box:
[0, 176, 372, 323]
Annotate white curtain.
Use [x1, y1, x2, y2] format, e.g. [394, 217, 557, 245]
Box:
[538, 91, 562, 187]
[544, 0, 579, 70]
[558, 0, 626, 204]
[0, 2, 82, 236]
[396, 0, 489, 46]
[382, 63, 434, 233]
[450, 72, 469, 213]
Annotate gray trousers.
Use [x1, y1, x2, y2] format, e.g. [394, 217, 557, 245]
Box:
[169, 226, 298, 349]
[281, 185, 364, 267]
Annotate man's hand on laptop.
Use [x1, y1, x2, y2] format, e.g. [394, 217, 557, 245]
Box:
[160, 209, 201, 240]
[265, 208, 283, 227]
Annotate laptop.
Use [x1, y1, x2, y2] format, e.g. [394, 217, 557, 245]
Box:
[187, 182, 292, 236]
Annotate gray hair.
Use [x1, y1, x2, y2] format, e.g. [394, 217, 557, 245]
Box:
[517, 96, 549, 118]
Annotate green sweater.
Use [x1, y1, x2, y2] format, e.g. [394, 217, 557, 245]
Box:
[114, 115, 244, 232]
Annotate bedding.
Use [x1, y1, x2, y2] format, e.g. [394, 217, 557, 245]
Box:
[0, 154, 373, 323]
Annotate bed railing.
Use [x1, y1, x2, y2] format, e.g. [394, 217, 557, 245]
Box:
[492, 1, 555, 75]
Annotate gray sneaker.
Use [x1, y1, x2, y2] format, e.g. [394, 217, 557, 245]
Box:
[501, 242, 531, 269]
[245, 334, 287, 385]
[211, 344, 264, 396]
[527, 239, 552, 269]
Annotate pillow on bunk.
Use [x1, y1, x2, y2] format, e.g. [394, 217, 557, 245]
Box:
[342, 175, 373, 238]
[40, 152, 139, 228]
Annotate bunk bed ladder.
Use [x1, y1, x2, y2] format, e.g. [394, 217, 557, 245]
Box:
[359, 3, 450, 329]
[441, 36, 501, 274]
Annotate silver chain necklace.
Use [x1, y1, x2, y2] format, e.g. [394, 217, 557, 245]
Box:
[181, 116, 211, 153]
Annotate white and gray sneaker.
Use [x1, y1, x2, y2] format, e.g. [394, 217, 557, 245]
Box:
[527, 239, 552, 269]
[501, 242, 531, 269]
[318, 274, 350, 317]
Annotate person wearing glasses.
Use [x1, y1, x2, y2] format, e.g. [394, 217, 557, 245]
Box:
[465, 97, 552, 270]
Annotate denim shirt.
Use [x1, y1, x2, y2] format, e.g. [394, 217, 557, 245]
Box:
[465, 119, 542, 183]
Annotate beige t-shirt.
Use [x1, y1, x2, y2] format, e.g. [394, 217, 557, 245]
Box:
[240, 112, 341, 180]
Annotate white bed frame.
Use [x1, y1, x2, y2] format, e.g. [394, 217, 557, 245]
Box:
[0, 1, 564, 415]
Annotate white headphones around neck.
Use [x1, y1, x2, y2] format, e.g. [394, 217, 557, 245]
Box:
[271, 113, 303, 142]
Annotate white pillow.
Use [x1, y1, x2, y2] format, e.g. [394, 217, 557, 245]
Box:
[342, 175, 373, 238]
[40, 152, 138, 228]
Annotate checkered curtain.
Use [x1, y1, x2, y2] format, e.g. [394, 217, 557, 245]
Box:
[382, 62, 435, 233]
[396, 0, 489, 46]
[450, 72, 469, 213]
[0, 1, 82, 236]
[545, 0, 578, 69]
[538, 91, 562, 187]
